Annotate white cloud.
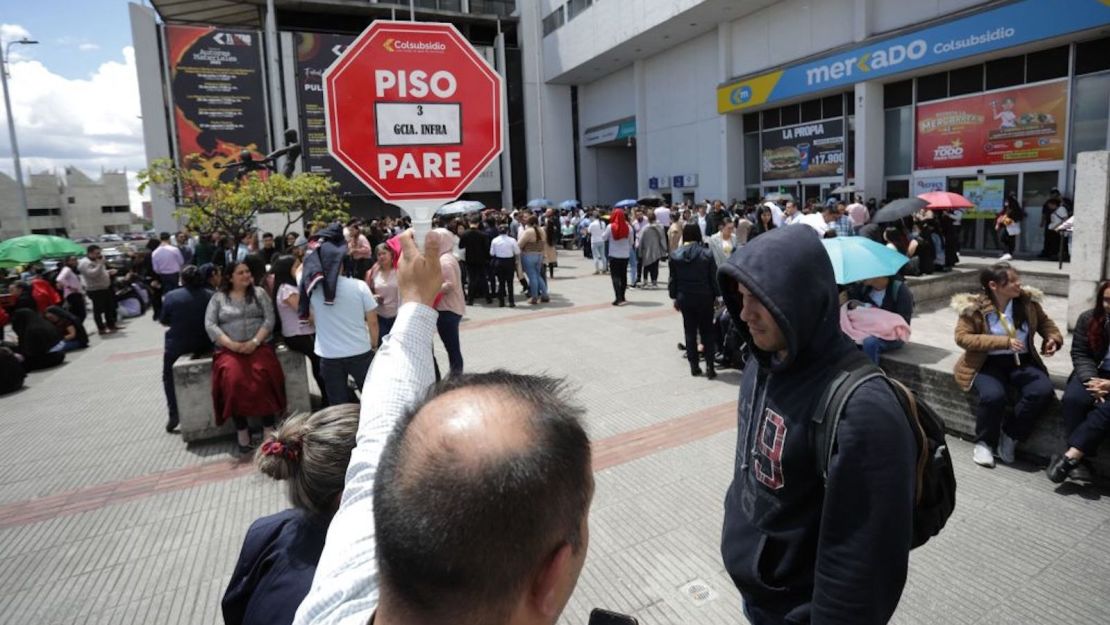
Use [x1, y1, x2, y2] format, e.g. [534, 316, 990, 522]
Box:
[0, 39, 147, 215]
[1, 23, 33, 43]
[78, 43, 100, 52]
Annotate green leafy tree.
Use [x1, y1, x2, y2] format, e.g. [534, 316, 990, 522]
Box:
[138, 157, 350, 243]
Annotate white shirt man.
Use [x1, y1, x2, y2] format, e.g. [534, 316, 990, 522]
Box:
[490, 233, 521, 259]
[654, 205, 672, 228]
[311, 276, 379, 406]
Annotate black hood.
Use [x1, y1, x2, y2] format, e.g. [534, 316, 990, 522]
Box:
[717, 225, 850, 371]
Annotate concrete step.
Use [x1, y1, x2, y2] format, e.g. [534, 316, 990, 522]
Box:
[879, 341, 1107, 476]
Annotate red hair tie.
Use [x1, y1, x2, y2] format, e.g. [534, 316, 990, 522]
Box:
[261, 440, 300, 461]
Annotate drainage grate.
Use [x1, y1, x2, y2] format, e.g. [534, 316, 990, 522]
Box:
[679, 579, 718, 606]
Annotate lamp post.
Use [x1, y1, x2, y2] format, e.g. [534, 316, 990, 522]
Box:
[1, 37, 38, 236]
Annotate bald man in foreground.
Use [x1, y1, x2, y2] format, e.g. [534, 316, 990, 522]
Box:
[294, 230, 594, 625]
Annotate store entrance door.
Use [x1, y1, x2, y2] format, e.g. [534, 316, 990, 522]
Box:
[947, 174, 1018, 255]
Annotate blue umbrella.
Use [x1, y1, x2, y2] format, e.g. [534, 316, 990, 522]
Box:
[437, 200, 485, 216]
[526, 198, 553, 209]
[559, 199, 580, 210]
[821, 237, 909, 285]
[614, 199, 638, 208]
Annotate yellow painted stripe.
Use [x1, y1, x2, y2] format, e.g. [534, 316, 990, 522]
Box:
[717, 70, 784, 114]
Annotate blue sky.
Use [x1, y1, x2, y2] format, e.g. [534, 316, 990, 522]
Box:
[4, 0, 135, 80]
[2, 2, 146, 212]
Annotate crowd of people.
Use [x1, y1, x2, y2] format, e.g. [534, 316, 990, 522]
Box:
[0, 190, 1100, 625]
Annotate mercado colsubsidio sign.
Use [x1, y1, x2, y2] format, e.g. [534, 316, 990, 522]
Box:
[717, 0, 1110, 113]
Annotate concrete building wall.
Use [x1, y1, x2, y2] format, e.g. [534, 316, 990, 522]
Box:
[64, 169, 133, 237]
[641, 31, 720, 203]
[870, 0, 991, 36]
[540, 0, 711, 81]
[729, 0, 856, 78]
[0, 169, 132, 240]
[519, 0, 577, 203]
[577, 64, 636, 205]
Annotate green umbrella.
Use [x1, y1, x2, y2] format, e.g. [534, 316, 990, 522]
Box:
[0, 235, 87, 268]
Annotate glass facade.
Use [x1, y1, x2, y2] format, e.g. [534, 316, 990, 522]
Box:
[883, 107, 912, 176]
[1069, 71, 1110, 164]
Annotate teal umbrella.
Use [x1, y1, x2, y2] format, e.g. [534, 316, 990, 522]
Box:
[0, 235, 87, 268]
[821, 237, 909, 285]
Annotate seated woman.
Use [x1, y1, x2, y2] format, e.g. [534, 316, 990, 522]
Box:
[44, 306, 89, 351]
[846, 276, 914, 364]
[222, 404, 360, 625]
[10, 309, 66, 371]
[953, 263, 1063, 468]
[1049, 280, 1110, 483]
[205, 261, 286, 455]
[0, 344, 26, 394]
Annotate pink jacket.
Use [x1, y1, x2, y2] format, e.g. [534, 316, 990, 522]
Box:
[426, 228, 465, 317]
[840, 303, 911, 343]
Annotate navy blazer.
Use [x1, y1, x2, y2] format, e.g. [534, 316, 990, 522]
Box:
[161, 286, 214, 354]
[222, 508, 332, 625]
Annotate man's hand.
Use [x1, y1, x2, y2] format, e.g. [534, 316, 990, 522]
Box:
[398, 229, 443, 307]
[1009, 338, 1024, 353]
[241, 339, 258, 355]
[1042, 338, 1059, 357]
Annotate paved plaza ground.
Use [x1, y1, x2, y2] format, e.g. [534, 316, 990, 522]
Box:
[1, 249, 1109, 625]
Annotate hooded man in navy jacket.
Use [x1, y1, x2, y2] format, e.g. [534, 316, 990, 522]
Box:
[717, 225, 916, 625]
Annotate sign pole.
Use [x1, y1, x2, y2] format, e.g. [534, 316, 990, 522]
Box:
[395, 200, 434, 251]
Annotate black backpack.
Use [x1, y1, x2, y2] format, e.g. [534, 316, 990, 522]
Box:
[813, 351, 956, 549]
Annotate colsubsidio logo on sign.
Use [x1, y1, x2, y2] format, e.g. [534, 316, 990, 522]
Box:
[730, 85, 752, 105]
[382, 38, 447, 53]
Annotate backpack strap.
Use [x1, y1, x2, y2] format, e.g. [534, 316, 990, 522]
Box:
[887, 378, 929, 506]
[813, 351, 884, 482]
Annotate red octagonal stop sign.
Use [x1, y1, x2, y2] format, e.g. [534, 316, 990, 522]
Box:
[324, 21, 503, 203]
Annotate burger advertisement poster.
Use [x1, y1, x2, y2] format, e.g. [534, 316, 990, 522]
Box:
[761, 119, 845, 181]
[915, 79, 1067, 169]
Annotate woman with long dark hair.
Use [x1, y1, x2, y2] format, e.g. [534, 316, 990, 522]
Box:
[995, 194, 1025, 260]
[1049, 280, 1110, 482]
[10, 308, 66, 371]
[366, 243, 399, 337]
[205, 261, 286, 454]
[44, 305, 89, 351]
[603, 208, 632, 305]
[952, 263, 1062, 468]
[517, 215, 549, 305]
[271, 255, 325, 402]
[749, 205, 776, 240]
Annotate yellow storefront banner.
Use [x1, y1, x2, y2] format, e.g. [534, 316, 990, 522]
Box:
[716, 71, 783, 114]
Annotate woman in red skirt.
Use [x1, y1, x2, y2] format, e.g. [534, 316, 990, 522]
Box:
[205, 262, 286, 454]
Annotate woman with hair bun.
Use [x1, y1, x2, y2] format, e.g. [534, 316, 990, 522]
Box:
[222, 404, 361, 625]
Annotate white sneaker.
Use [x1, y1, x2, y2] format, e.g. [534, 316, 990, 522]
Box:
[997, 433, 1016, 464]
[999, 253, 1013, 261]
[973, 442, 995, 467]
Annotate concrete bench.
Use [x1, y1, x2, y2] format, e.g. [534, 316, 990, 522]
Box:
[172, 345, 311, 443]
[904, 264, 1068, 306]
[879, 342, 1110, 475]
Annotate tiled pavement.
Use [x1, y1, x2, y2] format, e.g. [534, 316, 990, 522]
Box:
[1, 249, 1108, 624]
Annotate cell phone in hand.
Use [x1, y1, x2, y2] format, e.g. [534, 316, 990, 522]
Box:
[589, 608, 639, 625]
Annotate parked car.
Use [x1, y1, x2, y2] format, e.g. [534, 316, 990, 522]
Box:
[126, 232, 148, 241]
[74, 236, 96, 244]
[99, 234, 123, 242]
